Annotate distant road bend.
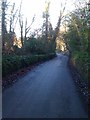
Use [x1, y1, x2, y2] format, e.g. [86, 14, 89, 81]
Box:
[3, 53, 88, 118]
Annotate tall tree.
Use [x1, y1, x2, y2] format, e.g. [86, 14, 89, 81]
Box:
[62, 1, 89, 81]
[2, 0, 7, 51]
[19, 0, 23, 47]
[43, 0, 50, 41]
[53, 1, 67, 42]
[24, 15, 35, 41]
[2, 0, 20, 53]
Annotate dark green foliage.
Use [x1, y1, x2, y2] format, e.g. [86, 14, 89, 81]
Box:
[23, 37, 56, 55]
[2, 53, 56, 77]
[63, 4, 89, 82]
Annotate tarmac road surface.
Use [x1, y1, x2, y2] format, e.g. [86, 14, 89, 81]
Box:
[2, 53, 88, 118]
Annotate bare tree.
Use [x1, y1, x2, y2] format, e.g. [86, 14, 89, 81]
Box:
[2, 0, 21, 53]
[53, 1, 67, 41]
[18, 0, 23, 47]
[9, 2, 20, 33]
[2, 0, 7, 51]
[9, 3, 15, 32]
[19, 17, 23, 47]
[24, 15, 35, 41]
[43, 0, 50, 41]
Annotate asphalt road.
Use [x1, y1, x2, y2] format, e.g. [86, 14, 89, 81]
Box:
[2, 54, 88, 118]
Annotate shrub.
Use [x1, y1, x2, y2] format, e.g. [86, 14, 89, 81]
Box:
[2, 53, 56, 77]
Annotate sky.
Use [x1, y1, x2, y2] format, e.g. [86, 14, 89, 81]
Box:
[7, 0, 77, 38]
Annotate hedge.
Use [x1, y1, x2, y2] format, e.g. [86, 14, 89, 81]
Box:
[2, 53, 56, 77]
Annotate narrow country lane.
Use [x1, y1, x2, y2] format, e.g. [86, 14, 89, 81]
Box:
[2, 54, 88, 118]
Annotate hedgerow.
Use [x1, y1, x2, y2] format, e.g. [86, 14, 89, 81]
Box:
[2, 53, 56, 77]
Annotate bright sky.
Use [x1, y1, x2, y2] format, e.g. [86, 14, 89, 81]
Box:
[7, 0, 77, 38]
